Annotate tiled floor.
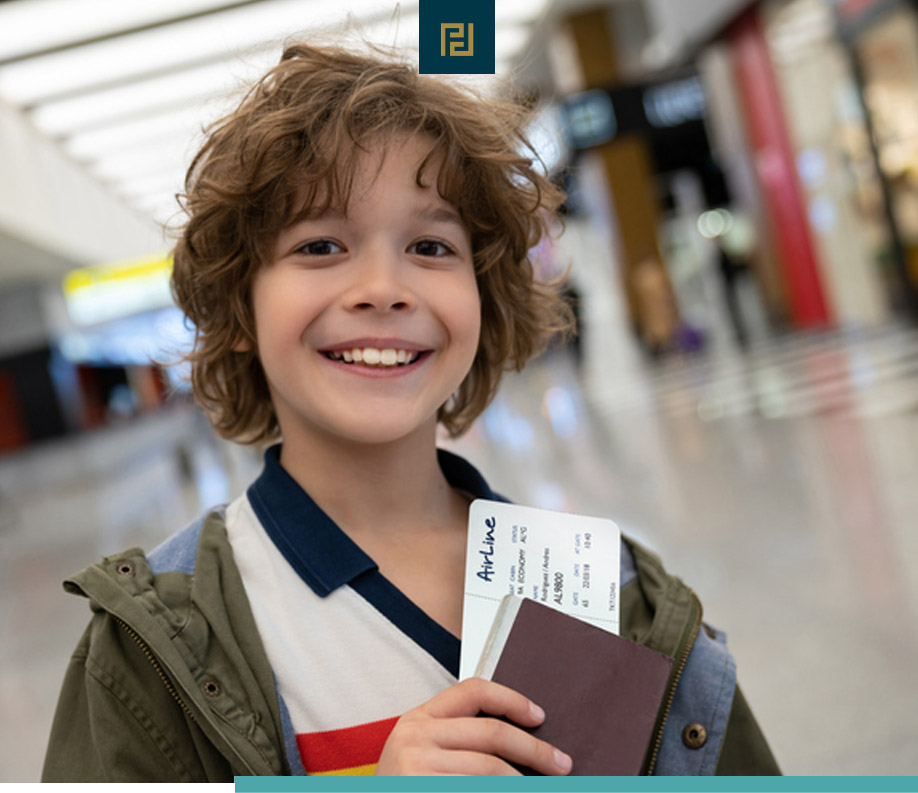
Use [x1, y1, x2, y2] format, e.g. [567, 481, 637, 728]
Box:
[1, 323, 916, 779]
[444, 322, 918, 775]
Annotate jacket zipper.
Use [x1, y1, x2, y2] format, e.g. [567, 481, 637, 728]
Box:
[114, 616, 268, 776]
[644, 591, 702, 776]
[114, 616, 198, 724]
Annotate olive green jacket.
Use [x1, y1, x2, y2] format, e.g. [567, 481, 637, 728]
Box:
[42, 510, 779, 781]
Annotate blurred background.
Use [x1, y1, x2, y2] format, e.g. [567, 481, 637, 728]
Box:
[1, 0, 917, 780]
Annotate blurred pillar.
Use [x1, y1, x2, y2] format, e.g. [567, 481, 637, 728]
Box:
[727, 6, 832, 327]
[563, 7, 669, 331]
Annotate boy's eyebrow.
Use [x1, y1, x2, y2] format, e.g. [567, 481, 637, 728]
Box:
[296, 205, 466, 228]
[415, 205, 466, 228]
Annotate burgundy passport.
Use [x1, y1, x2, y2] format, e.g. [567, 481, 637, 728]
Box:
[481, 597, 674, 775]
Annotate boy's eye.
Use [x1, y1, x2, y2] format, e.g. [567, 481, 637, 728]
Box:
[298, 239, 344, 256]
[410, 239, 453, 257]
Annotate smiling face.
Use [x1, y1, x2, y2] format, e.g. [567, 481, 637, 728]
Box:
[249, 135, 481, 451]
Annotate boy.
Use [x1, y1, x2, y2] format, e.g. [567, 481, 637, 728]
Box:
[42, 42, 778, 780]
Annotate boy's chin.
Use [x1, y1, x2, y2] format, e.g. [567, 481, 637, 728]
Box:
[320, 415, 440, 448]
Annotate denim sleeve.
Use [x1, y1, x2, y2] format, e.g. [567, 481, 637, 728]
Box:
[653, 624, 736, 775]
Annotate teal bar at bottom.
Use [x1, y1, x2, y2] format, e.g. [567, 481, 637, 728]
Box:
[235, 777, 918, 793]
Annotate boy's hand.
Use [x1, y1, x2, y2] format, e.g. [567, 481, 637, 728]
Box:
[374, 677, 573, 776]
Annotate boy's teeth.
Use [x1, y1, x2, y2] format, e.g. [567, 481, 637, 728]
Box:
[327, 347, 419, 367]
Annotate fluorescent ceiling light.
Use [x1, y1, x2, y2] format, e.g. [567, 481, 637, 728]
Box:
[355, 11, 419, 50]
[86, 136, 198, 174]
[117, 170, 187, 200]
[0, 0, 245, 61]
[495, 25, 531, 62]
[65, 105, 217, 160]
[132, 195, 186, 225]
[90, 147, 190, 183]
[138, 195, 187, 226]
[138, 193, 180, 211]
[496, 0, 552, 26]
[31, 55, 273, 135]
[0, 0, 411, 105]
[132, 190, 182, 211]
[152, 209, 183, 227]
[79, 137, 202, 188]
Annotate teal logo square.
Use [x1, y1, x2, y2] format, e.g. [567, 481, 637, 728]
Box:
[419, 0, 495, 75]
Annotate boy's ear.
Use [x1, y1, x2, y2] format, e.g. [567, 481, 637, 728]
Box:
[232, 336, 253, 353]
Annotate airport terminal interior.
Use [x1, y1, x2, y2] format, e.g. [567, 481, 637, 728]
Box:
[1, 0, 918, 781]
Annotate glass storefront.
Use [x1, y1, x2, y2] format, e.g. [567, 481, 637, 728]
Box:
[852, 3, 918, 306]
[762, 0, 894, 324]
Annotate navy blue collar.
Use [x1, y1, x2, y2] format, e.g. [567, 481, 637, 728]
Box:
[246, 444, 505, 598]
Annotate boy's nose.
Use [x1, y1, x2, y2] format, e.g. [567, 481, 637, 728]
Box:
[346, 251, 415, 312]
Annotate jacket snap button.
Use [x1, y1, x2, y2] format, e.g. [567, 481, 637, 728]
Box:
[202, 679, 221, 697]
[682, 723, 707, 749]
[116, 561, 135, 576]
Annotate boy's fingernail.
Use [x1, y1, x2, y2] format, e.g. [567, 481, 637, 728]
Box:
[529, 701, 545, 721]
[554, 749, 573, 772]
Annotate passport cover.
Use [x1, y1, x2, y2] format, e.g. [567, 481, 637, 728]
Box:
[478, 596, 674, 776]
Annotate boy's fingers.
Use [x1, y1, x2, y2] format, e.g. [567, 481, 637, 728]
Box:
[426, 749, 523, 776]
[422, 678, 545, 726]
[437, 717, 572, 777]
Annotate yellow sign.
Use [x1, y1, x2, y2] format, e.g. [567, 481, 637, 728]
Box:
[62, 252, 173, 296]
[440, 22, 474, 57]
[62, 252, 174, 325]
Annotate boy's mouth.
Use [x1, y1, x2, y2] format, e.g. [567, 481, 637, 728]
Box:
[322, 347, 424, 368]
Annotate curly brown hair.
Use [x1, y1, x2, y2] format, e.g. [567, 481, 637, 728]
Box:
[171, 41, 572, 443]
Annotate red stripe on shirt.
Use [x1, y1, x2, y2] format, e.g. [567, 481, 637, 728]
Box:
[297, 716, 399, 774]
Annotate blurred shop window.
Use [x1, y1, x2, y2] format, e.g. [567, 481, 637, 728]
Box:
[73, 364, 173, 429]
[763, 0, 892, 325]
[58, 306, 194, 433]
[855, 5, 918, 302]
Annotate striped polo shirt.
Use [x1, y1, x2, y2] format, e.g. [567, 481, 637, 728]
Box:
[225, 445, 502, 776]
